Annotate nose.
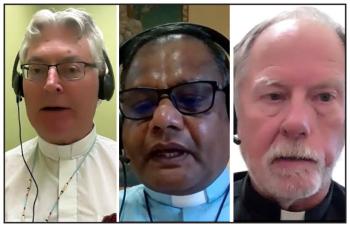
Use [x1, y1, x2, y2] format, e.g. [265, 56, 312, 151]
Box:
[43, 67, 63, 93]
[280, 98, 312, 140]
[149, 98, 184, 134]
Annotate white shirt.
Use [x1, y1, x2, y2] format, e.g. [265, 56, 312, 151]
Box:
[5, 126, 116, 222]
[119, 168, 230, 222]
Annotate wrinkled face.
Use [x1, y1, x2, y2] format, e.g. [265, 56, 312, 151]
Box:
[237, 19, 345, 204]
[23, 25, 99, 144]
[122, 35, 229, 195]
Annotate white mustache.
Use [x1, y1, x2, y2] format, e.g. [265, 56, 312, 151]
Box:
[267, 142, 320, 164]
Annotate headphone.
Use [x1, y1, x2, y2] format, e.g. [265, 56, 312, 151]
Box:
[119, 22, 230, 155]
[12, 49, 115, 102]
[234, 110, 240, 144]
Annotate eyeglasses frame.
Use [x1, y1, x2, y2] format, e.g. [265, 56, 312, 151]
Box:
[119, 80, 226, 120]
[20, 62, 98, 81]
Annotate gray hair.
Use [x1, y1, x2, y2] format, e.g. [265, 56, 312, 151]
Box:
[234, 7, 345, 93]
[19, 8, 106, 72]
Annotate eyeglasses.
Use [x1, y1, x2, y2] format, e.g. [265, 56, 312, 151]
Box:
[20, 62, 97, 81]
[120, 81, 226, 120]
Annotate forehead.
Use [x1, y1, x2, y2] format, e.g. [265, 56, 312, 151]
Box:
[124, 35, 223, 89]
[250, 19, 344, 68]
[242, 19, 344, 88]
[25, 25, 91, 61]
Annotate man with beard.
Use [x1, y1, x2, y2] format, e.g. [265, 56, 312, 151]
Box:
[234, 7, 345, 222]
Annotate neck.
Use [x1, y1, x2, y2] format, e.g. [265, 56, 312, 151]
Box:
[38, 125, 97, 160]
[144, 167, 229, 208]
[42, 124, 94, 145]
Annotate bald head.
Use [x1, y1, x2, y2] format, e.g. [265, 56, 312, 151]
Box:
[234, 7, 344, 99]
[248, 19, 344, 77]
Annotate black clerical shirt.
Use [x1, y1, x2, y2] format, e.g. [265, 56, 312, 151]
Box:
[234, 171, 345, 222]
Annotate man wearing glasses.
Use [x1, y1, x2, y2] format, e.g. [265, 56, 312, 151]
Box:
[119, 23, 230, 222]
[5, 8, 116, 222]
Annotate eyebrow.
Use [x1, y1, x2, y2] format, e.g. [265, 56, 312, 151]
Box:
[253, 76, 344, 92]
[129, 75, 210, 89]
[310, 78, 344, 91]
[253, 76, 287, 89]
[26, 55, 86, 63]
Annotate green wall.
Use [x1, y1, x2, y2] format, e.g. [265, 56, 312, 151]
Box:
[5, 5, 117, 150]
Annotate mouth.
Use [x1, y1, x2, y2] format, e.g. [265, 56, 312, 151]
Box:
[273, 156, 317, 162]
[41, 107, 70, 111]
[148, 143, 192, 166]
[152, 150, 187, 159]
[270, 155, 318, 170]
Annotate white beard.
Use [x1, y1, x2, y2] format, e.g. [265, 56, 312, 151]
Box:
[243, 141, 335, 209]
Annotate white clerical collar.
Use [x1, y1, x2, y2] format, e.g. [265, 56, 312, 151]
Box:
[144, 168, 229, 208]
[38, 126, 97, 160]
[280, 209, 305, 221]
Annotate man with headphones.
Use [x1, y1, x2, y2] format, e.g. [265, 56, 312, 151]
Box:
[234, 7, 345, 221]
[119, 23, 230, 222]
[5, 8, 116, 222]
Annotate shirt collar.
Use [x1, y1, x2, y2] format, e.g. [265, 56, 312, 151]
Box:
[144, 167, 229, 208]
[280, 209, 305, 221]
[38, 126, 97, 160]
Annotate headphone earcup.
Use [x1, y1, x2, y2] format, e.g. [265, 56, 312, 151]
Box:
[12, 72, 24, 98]
[98, 50, 115, 101]
[224, 85, 229, 117]
[119, 114, 124, 156]
[98, 72, 115, 100]
[12, 53, 23, 102]
[119, 115, 130, 163]
[234, 109, 237, 135]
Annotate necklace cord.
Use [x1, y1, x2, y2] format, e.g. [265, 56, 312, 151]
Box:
[44, 137, 96, 222]
[20, 124, 96, 222]
[119, 159, 127, 218]
[144, 190, 153, 222]
[17, 101, 39, 222]
[215, 185, 229, 221]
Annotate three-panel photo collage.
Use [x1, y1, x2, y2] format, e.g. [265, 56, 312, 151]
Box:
[4, 4, 346, 223]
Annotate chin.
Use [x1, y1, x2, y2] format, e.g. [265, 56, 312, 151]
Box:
[271, 169, 322, 199]
[253, 166, 323, 208]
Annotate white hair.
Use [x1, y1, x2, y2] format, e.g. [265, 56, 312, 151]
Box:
[19, 8, 106, 72]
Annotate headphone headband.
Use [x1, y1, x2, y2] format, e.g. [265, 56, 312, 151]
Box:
[119, 22, 230, 65]
[119, 22, 230, 114]
[120, 22, 229, 71]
